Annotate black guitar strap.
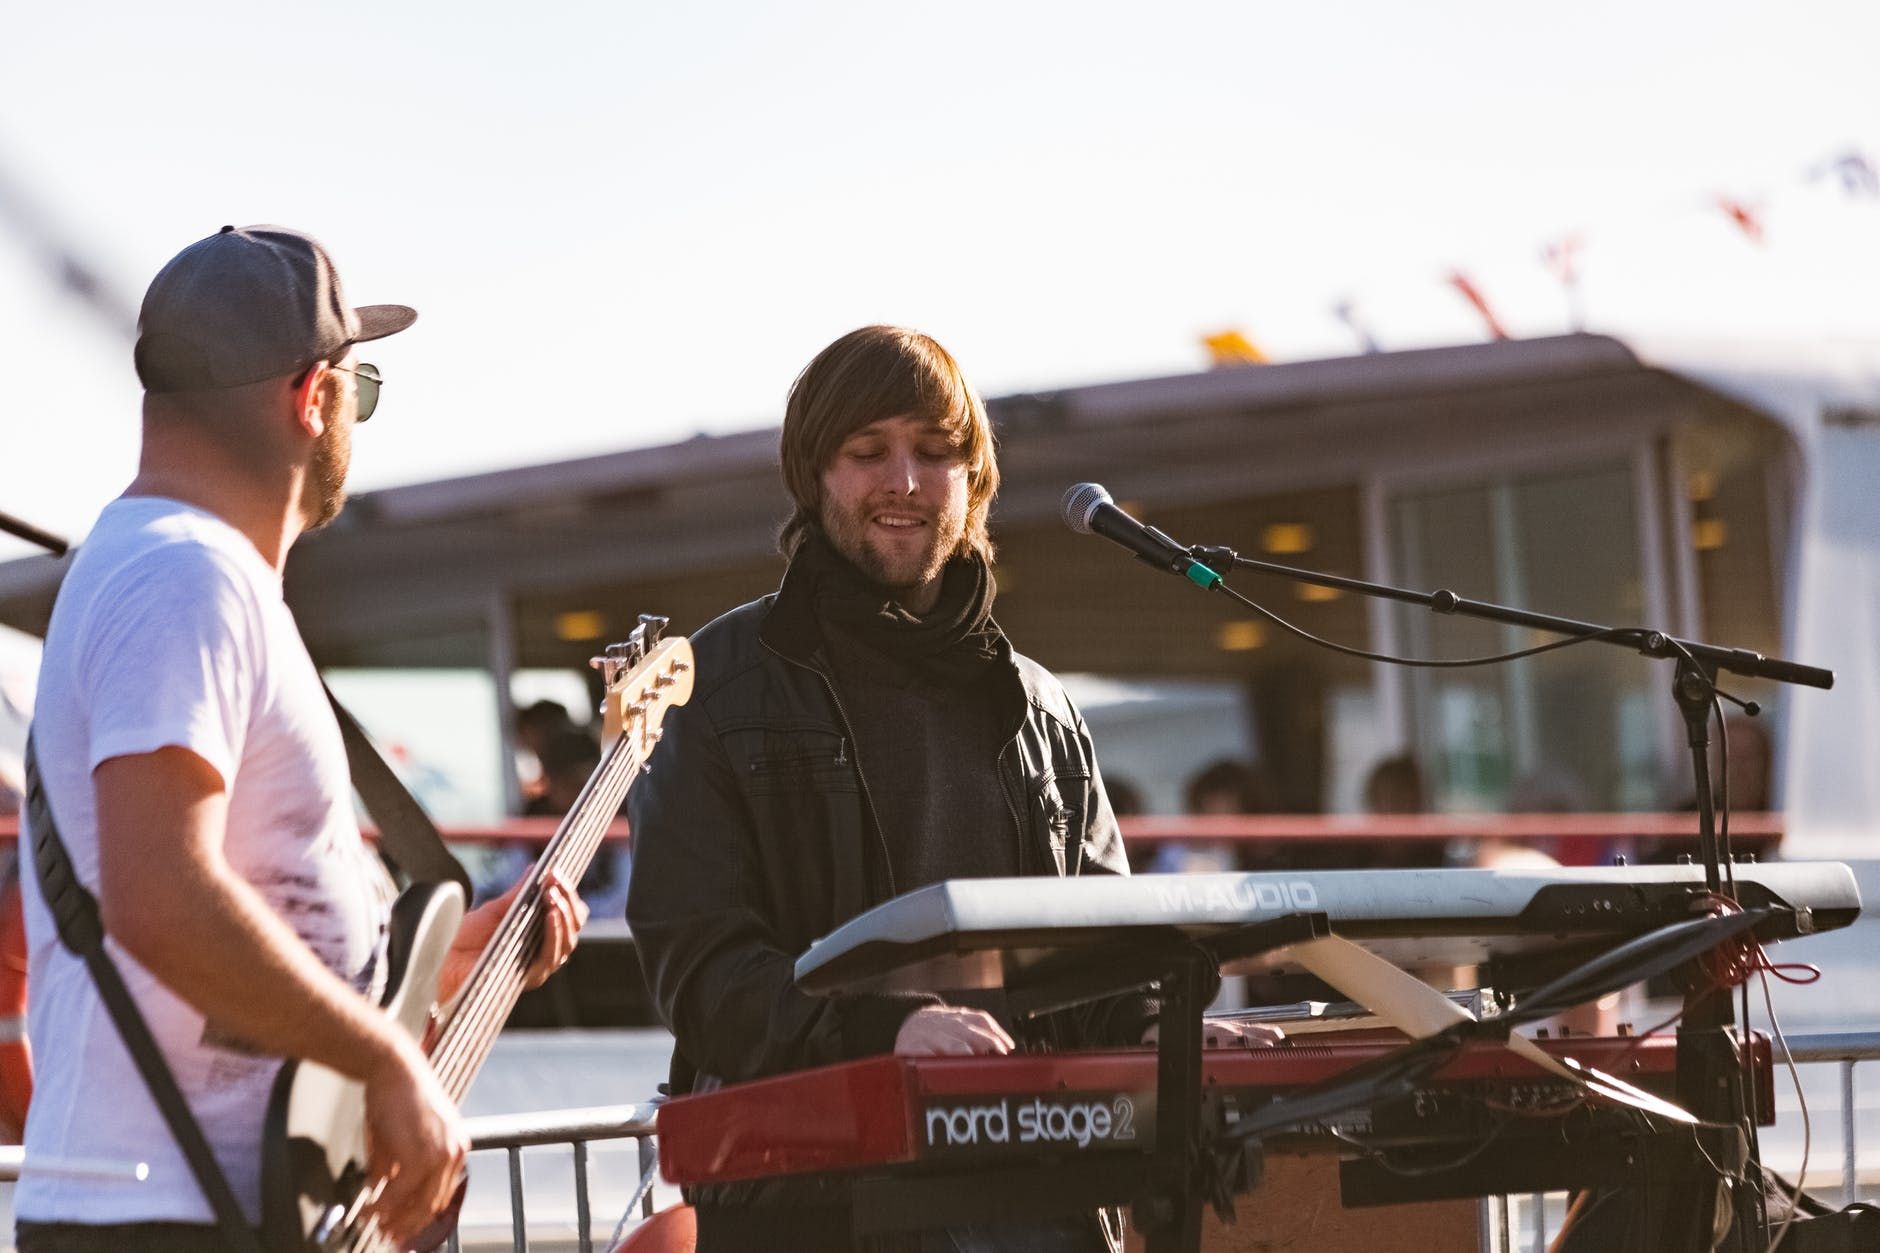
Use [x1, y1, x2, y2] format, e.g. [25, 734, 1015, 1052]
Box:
[320, 682, 471, 898]
[23, 736, 264, 1253]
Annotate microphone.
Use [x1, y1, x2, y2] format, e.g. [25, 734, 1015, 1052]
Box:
[1060, 484, 1221, 589]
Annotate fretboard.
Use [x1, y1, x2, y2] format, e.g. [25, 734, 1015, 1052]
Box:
[425, 733, 644, 1102]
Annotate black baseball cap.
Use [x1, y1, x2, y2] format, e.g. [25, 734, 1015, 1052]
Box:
[134, 224, 416, 393]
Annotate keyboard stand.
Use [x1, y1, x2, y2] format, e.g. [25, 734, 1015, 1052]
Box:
[849, 910, 1331, 1253]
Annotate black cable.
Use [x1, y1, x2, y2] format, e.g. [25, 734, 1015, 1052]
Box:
[1657, 636, 1739, 891]
[1552, 1185, 1621, 1253]
[1504, 909, 1770, 1028]
[1219, 1032, 1463, 1143]
[1332, 1114, 1515, 1178]
[1655, 634, 1769, 1206]
[1210, 580, 1648, 670]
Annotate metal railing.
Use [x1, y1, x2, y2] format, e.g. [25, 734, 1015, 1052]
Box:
[448, 1101, 663, 1253]
[1783, 1029, 1880, 1207]
[0, 1105, 665, 1253]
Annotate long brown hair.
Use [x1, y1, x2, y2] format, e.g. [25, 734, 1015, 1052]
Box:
[778, 325, 999, 563]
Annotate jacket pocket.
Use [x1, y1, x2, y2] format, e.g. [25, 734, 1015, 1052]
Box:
[1029, 769, 1090, 875]
[731, 727, 857, 796]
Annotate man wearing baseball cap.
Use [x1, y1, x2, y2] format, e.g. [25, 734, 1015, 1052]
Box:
[16, 225, 585, 1252]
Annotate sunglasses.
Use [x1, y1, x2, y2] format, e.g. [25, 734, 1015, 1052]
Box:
[327, 362, 383, 422]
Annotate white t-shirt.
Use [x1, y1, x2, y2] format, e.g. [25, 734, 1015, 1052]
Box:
[19, 496, 393, 1226]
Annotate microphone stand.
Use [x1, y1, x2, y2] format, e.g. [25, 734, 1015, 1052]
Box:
[1172, 542, 1832, 1251]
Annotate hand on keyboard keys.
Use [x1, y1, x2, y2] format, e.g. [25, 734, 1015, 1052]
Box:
[1140, 1019, 1286, 1049]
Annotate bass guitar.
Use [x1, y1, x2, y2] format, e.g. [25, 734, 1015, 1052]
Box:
[261, 615, 693, 1251]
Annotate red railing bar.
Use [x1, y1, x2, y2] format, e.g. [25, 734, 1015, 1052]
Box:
[0, 812, 1782, 847]
[1117, 812, 1784, 842]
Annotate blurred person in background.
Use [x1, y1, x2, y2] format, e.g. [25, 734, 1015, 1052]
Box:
[1147, 758, 1267, 875]
[1475, 766, 1585, 869]
[523, 726, 603, 818]
[1102, 776, 1155, 873]
[524, 724, 631, 920]
[474, 699, 588, 905]
[1361, 753, 1444, 868]
[515, 698, 580, 807]
[1672, 713, 1771, 812]
[1361, 753, 1424, 816]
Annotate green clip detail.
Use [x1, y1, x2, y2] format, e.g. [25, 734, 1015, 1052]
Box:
[1183, 562, 1222, 590]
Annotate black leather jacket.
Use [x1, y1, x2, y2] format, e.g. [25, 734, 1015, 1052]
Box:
[626, 555, 1144, 1098]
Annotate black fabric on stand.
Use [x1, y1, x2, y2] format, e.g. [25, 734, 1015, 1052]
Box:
[322, 682, 471, 897]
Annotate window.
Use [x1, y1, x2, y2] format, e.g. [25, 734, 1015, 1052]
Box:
[1393, 461, 1659, 811]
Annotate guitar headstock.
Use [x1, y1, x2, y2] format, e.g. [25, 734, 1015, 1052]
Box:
[592, 615, 695, 754]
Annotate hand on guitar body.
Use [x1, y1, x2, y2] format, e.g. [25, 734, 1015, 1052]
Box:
[358, 870, 587, 1248]
[358, 1030, 468, 1250]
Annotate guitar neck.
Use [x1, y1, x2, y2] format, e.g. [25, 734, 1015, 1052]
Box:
[426, 734, 643, 1102]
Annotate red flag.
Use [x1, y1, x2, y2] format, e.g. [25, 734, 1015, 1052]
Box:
[1541, 236, 1587, 332]
[1542, 235, 1583, 285]
[1448, 271, 1509, 340]
[1716, 196, 1765, 244]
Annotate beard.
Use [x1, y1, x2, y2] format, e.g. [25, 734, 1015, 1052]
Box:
[819, 493, 967, 596]
[303, 390, 352, 531]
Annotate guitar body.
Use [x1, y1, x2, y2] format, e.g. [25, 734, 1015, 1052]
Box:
[262, 881, 465, 1253]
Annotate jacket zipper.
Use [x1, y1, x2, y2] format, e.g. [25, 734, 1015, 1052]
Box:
[995, 746, 1031, 876]
[992, 684, 1044, 877]
[747, 748, 844, 776]
[761, 640, 897, 899]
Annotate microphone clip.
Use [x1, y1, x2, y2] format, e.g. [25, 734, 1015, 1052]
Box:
[1136, 523, 1192, 574]
[1189, 545, 1239, 579]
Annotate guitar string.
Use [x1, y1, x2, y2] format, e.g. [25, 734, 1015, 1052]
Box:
[430, 744, 638, 1094]
[432, 740, 641, 1094]
[427, 734, 645, 1097]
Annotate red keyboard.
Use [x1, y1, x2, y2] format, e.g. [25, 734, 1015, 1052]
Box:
[658, 1033, 1775, 1187]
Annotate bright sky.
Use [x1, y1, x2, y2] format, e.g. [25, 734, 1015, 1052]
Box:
[2, 0, 1877, 575]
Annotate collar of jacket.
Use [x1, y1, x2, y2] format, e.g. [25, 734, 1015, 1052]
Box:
[757, 544, 1047, 729]
[756, 541, 842, 668]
